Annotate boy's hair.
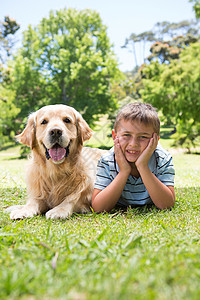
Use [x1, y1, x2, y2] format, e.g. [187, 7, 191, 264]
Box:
[114, 102, 160, 135]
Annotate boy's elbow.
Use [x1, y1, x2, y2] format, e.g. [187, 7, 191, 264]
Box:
[157, 198, 175, 210]
[157, 187, 175, 210]
[91, 204, 101, 213]
[91, 199, 112, 213]
[91, 203, 110, 213]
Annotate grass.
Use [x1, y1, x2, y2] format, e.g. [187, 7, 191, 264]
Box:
[0, 134, 200, 299]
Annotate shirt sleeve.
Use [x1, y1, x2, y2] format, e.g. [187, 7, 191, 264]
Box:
[156, 155, 175, 186]
[94, 157, 112, 190]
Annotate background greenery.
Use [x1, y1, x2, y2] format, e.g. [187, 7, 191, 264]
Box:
[0, 0, 200, 150]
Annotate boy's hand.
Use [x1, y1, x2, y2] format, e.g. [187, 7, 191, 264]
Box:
[135, 133, 159, 170]
[114, 137, 131, 175]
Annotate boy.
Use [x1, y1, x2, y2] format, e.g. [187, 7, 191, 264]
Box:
[92, 102, 175, 212]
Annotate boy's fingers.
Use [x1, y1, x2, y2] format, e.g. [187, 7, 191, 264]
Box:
[149, 133, 158, 145]
[114, 142, 122, 154]
[114, 138, 121, 151]
[153, 133, 159, 146]
[147, 133, 158, 154]
[114, 137, 119, 143]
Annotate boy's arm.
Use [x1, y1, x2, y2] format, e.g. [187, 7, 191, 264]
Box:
[92, 173, 128, 212]
[92, 139, 131, 212]
[135, 133, 175, 209]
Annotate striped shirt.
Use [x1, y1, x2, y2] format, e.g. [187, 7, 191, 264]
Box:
[94, 143, 175, 207]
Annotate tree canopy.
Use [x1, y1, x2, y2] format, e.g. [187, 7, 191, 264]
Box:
[190, 0, 200, 18]
[123, 19, 200, 67]
[121, 5, 200, 149]
[0, 16, 20, 65]
[0, 16, 20, 145]
[140, 42, 200, 149]
[1, 3, 200, 150]
[11, 8, 122, 127]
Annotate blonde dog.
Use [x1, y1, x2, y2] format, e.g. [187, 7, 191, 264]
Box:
[9, 104, 104, 219]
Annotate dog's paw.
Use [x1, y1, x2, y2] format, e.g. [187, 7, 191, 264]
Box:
[10, 207, 38, 220]
[4, 205, 24, 213]
[46, 207, 73, 219]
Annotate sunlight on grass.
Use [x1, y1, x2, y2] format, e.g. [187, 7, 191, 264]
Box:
[0, 134, 200, 299]
[173, 153, 200, 188]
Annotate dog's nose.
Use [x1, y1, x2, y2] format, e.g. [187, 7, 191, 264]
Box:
[49, 127, 62, 138]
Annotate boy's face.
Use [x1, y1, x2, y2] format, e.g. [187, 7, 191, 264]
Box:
[112, 119, 158, 163]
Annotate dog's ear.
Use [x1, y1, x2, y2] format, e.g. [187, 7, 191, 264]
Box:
[15, 113, 36, 149]
[76, 113, 93, 144]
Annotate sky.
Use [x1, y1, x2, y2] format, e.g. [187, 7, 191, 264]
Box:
[0, 0, 196, 72]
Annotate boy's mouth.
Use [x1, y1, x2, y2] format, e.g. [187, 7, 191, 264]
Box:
[126, 149, 139, 155]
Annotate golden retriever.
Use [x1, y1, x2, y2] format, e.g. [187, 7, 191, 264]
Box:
[9, 104, 105, 219]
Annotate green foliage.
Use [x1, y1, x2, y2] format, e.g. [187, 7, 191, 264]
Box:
[140, 42, 200, 149]
[0, 87, 20, 147]
[148, 33, 199, 64]
[0, 16, 20, 64]
[0, 146, 200, 299]
[190, 0, 200, 18]
[0, 17, 20, 147]
[11, 8, 122, 127]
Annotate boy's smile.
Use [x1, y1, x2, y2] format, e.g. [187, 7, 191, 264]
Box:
[113, 119, 155, 163]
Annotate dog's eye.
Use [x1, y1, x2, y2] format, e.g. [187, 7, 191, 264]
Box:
[41, 119, 48, 125]
[63, 118, 71, 124]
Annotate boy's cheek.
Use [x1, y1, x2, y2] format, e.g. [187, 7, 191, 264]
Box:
[141, 139, 151, 152]
[118, 136, 128, 143]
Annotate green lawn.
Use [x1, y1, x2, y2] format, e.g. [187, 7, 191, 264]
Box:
[0, 140, 200, 299]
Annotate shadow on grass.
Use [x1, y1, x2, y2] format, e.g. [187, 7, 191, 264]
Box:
[85, 144, 111, 150]
[160, 128, 176, 140]
[185, 151, 200, 155]
[2, 156, 28, 161]
[0, 143, 16, 151]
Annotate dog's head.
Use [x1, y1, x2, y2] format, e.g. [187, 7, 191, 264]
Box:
[16, 105, 93, 164]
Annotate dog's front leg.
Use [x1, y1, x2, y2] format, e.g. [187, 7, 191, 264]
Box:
[10, 201, 40, 220]
[45, 199, 75, 220]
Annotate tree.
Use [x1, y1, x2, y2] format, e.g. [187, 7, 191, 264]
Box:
[0, 87, 20, 146]
[140, 42, 200, 149]
[123, 19, 200, 68]
[0, 17, 20, 146]
[122, 34, 140, 68]
[0, 16, 20, 65]
[147, 33, 199, 64]
[11, 8, 122, 127]
[0, 16, 20, 86]
[190, 0, 200, 18]
[122, 31, 155, 68]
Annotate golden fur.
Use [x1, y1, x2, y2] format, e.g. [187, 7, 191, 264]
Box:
[9, 104, 105, 219]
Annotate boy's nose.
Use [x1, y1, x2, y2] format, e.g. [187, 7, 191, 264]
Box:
[129, 136, 138, 146]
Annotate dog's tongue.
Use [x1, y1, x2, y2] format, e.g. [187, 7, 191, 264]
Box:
[49, 145, 66, 162]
